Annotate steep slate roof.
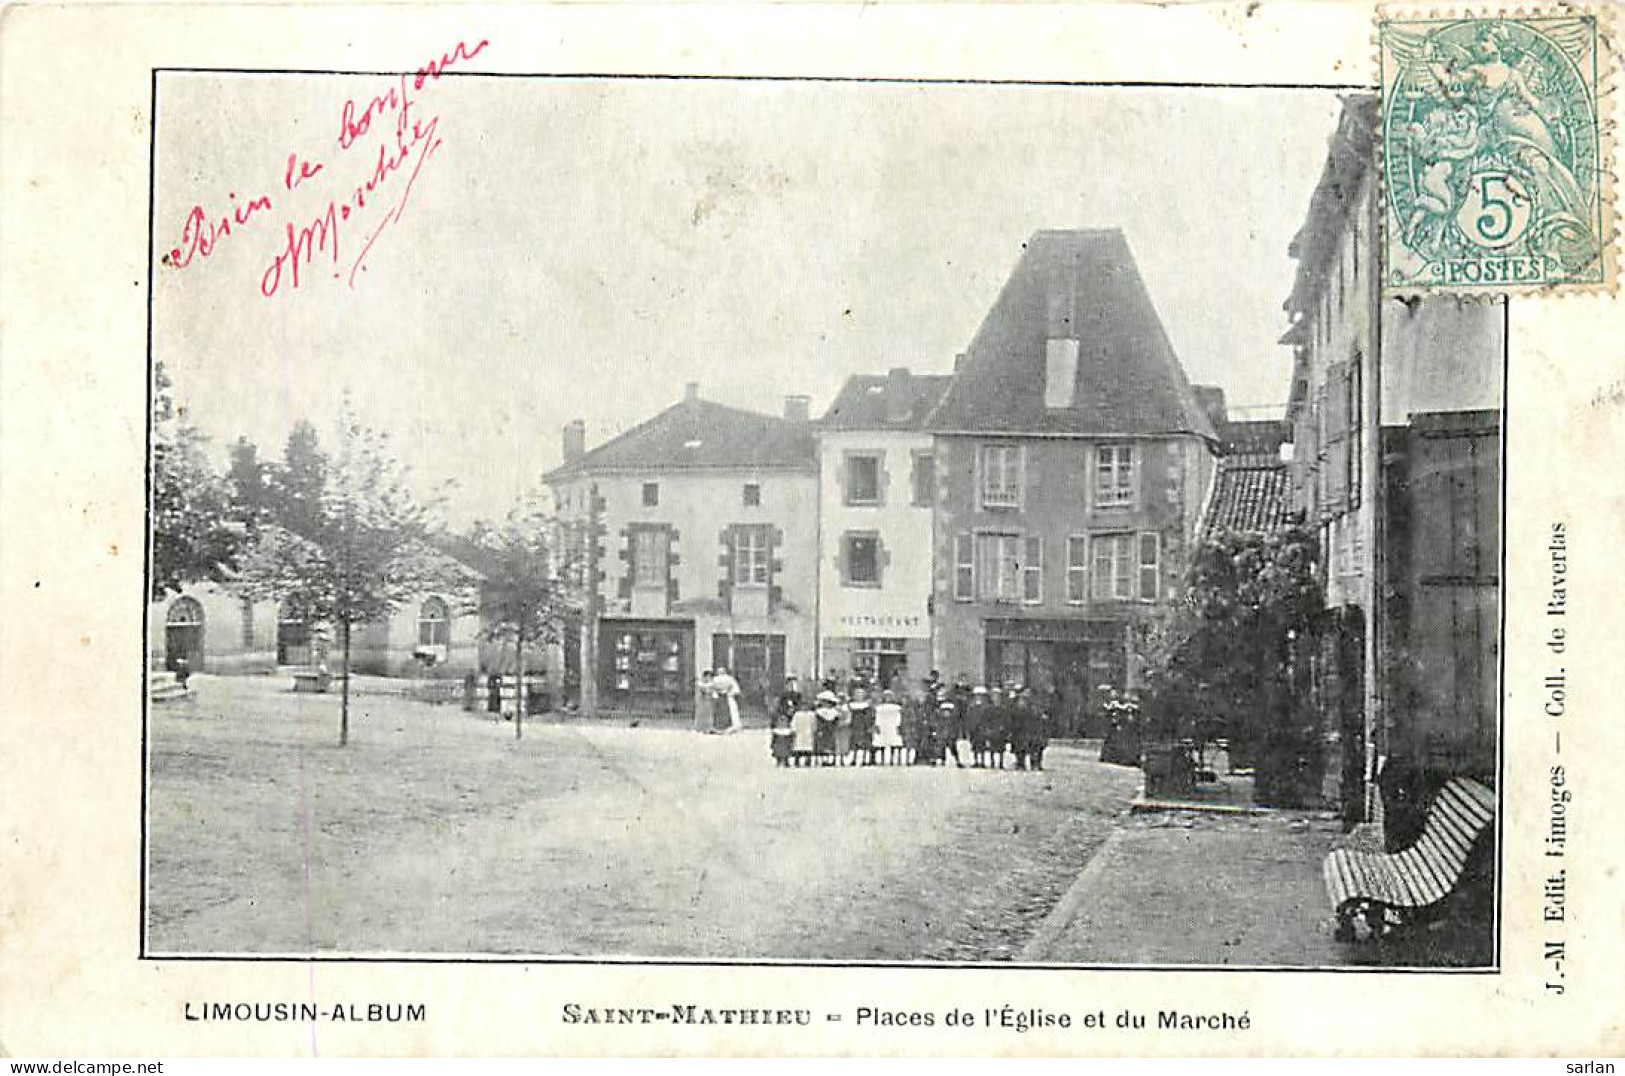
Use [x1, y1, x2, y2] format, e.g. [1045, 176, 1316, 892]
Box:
[1282, 95, 1378, 422]
[543, 397, 816, 480]
[928, 229, 1216, 441]
[1199, 458, 1292, 541]
[818, 373, 953, 431]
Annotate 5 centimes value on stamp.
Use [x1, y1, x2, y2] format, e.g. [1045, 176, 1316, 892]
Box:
[1379, 12, 1610, 293]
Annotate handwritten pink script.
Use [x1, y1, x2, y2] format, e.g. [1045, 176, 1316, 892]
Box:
[162, 38, 490, 298]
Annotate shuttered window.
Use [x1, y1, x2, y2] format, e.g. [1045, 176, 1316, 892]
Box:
[980, 444, 1023, 509]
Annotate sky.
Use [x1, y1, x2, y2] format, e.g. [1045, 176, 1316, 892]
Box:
[153, 73, 1345, 525]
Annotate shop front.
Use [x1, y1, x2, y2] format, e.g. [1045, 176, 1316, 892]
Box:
[597, 619, 695, 717]
[982, 618, 1128, 737]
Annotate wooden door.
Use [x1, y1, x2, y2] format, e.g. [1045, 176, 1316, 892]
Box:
[1384, 411, 1499, 776]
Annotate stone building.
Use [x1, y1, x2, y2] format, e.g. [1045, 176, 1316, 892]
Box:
[148, 582, 482, 678]
[545, 383, 819, 721]
[1280, 94, 1504, 819]
[926, 228, 1219, 735]
[815, 368, 951, 686]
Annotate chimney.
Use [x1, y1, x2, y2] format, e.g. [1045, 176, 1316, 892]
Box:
[783, 395, 810, 423]
[884, 367, 912, 424]
[953, 352, 967, 372]
[684, 381, 700, 404]
[562, 419, 585, 462]
[1192, 385, 1229, 430]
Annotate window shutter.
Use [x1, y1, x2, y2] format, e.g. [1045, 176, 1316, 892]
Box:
[954, 532, 975, 601]
[1325, 362, 1349, 514]
[1138, 533, 1160, 601]
[1015, 446, 1027, 509]
[1347, 357, 1363, 509]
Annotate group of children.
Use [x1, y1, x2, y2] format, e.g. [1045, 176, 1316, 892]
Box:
[767, 672, 1052, 771]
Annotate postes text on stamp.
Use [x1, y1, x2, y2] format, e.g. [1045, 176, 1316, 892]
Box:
[1379, 13, 1608, 292]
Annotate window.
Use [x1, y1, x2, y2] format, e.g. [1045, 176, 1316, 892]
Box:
[954, 533, 975, 601]
[1022, 536, 1043, 604]
[743, 483, 761, 507]
[976, 532, 1022, 603]
[1091, 533, 1159, 601]
[1066, 536, 1089, 604]
[417, 597, 450, 648]
[641, 482, 659, 508]
[611, 629, 687, 697]
[911, 452, 935, 507]
[845, 454, 881, 505]
[631, 528, 670, 589]
[1095, 444, 1137, 508]
[845, 534, 880, 586]
[735, 525, 769, 586]
[853, 637, 908, 685]
[980, 444, 1022, 509]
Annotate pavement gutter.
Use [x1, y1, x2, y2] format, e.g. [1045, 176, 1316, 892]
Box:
[1018, 826, 1126, 963]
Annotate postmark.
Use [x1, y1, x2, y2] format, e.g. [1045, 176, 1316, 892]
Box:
[1379, 12, 1612, 292]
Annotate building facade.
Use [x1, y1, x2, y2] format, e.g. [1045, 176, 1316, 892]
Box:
[148, 584, 481, 678]
[815, 368, 950, 686]
[1281, 95, 1504, 819]
[928, 229, 1219, 735]
[546, 384, 819, 721]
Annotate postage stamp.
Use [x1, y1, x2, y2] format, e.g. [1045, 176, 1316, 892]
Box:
[1379, 12, 1612, 292]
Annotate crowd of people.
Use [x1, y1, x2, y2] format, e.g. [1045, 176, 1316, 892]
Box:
[767, 671, 1053, 771]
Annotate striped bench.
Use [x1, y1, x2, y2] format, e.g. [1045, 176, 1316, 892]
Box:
[1323, 776, 1495, 942]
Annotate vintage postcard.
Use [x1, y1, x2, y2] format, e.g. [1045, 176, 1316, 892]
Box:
[0, 0, 1621, 1059]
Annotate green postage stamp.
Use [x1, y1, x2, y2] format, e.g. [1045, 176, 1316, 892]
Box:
[1379, 12, 1612, 292]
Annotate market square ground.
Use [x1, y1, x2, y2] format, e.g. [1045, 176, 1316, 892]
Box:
[146, 676, 1475, 965]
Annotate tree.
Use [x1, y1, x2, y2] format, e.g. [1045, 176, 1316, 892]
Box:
[273, 419, 328, 539]
[225, 436, 275, 536]
[150, 361, 243, 601]
[1136, 525, 1323, 806]
[236, 397, 470, 745]
[466, 497, 584, 740]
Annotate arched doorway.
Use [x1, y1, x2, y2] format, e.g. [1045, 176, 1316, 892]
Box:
[165, 596, 205, 673]
[277, 596, 312, 666]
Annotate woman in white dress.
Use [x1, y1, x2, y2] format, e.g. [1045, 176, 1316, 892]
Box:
[711, 666, 742, 733]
